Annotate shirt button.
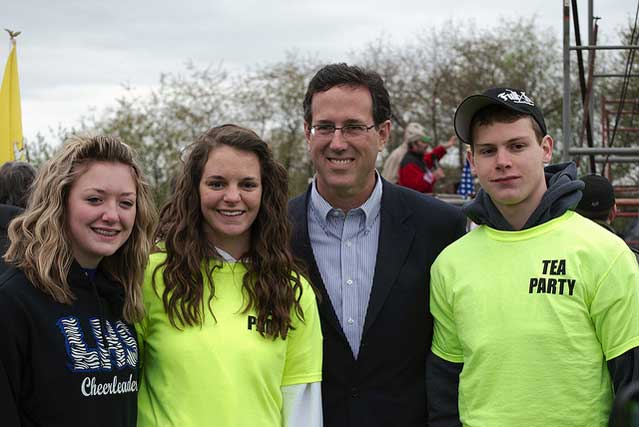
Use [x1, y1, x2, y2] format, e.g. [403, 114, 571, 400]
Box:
[351, 386, 359, 398]
[346, 240, 352, 247]
[347, 318, 354, 325]
[346, 279, 353, 286]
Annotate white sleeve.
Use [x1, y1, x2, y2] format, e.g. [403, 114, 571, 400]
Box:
[281, 382, 323, 427]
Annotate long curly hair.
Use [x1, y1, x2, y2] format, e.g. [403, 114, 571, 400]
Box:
[5, 135, 157, 323]
[155, 124, 305, 338]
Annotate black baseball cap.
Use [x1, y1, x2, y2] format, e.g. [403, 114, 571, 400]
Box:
[576, 174, 615, 214]
[454, 87, 548, 144]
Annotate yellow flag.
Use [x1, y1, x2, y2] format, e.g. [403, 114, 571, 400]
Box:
[0, 40, 23, 163]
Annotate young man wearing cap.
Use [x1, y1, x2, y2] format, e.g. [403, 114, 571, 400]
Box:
[427, 87, 639, 426]
[576, 174, 619, 234]
[397, 131, 456, 194]
[576, 174, 639, 259]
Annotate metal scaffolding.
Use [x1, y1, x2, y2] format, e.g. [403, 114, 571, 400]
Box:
[562, 0, 639, 166]
[562, 0, 639, 246]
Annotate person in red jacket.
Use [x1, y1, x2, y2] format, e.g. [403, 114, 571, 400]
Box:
[398, 130, 456, 193]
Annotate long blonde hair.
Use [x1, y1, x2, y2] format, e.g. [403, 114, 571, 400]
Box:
[5, 135, 157, 323]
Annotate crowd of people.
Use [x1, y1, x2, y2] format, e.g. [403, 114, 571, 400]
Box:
[0, 63, 637, 427]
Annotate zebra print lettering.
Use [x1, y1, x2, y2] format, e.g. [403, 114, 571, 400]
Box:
[57, 316, 138, 372]
[57, 316, 101, 372]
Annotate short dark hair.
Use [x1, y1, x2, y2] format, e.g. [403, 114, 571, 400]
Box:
[302, 63, 391, 126]
[0, 161, 36, 208]
[575, 174, 615, 221]
[470, 104, 545, 148]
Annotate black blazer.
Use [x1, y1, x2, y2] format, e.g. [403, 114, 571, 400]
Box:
[289, 179, 466, 427]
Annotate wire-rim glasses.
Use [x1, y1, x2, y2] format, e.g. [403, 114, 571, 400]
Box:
[310, 123, 377, 139]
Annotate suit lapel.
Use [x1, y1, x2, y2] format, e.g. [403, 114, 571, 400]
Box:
[363, 182, 415, 335]
[291, 188, 349, 343]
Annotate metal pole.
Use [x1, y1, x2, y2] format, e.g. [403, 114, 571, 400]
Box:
[582, 21, 598, 173]
[588, 0, 595, 148]
[588, 0, 594, 49]
[571, 0, 588, 111]
[616, 199, 639, 206]
[602, 96, 607, 147]
[570, 45, 639, 50]
[569, 147, 639, 154]
[563, 0, 571, 162]
[594, 157, 639, 163]
[594, 73, 639, 78]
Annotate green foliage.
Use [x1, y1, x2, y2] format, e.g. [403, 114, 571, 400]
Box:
[28, 16, 630, 203]
[355, 17, 567, 191]
[233, 52, 317, 196]
[82, 62, 232, 204]
[25, 132, 56, 168]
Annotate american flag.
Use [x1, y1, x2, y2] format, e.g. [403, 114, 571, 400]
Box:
[457, 159, 475, 198]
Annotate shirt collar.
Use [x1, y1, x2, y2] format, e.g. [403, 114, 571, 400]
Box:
[215, 247, 238, 262]
[310, 171, 383, 229]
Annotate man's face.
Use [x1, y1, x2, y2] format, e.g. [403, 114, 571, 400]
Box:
[305, 85, 389, 208]
[468, 117, 553, 215]
[412, 139, 429, 155]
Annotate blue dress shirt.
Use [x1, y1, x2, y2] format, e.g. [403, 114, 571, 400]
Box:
[307, 174, 382, 358]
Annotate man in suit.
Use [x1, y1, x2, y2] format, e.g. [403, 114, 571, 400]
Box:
[288, 63, 466, 427]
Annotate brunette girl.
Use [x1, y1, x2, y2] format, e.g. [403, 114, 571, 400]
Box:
[137, 124, 323, 427]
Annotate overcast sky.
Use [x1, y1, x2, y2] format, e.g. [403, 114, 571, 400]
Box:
[3, 0, 635, 141]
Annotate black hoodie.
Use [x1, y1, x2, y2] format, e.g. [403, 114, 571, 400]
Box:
[463, 162, 584, 230]
[0, 263, 138, 427]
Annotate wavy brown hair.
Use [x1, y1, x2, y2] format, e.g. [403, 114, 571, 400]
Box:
[5, 135, 157, 323]
[155, 124, 306, 338]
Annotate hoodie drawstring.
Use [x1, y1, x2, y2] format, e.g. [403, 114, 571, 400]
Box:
[86, 272, 110, 357]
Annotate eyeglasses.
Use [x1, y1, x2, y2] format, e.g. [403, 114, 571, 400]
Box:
[310, 123, 377, 139]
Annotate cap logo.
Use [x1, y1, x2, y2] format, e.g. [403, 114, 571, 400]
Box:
[497, 89, 535, 106]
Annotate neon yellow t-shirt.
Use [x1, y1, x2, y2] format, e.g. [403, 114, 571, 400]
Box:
[137, 252, 323, 427]
[430, 211, 639, 427]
